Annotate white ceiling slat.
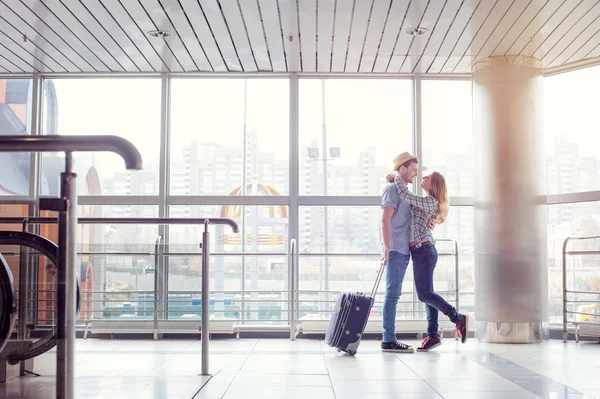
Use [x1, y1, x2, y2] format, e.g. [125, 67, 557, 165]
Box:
[0, 32, 51, 72]
[3, 1, 97, 72]
[507, 0, 569, 56]
[61, 0, 140, 72]
[491, 0, 546, 56]
[453, 55, 476, 73]
[358, 0, 391, 72]
[26, 0, 125, 72]
[345, 0, 375, 73]
[386, 0, 430, 73]
[564, 29, 600, 65]
[298, 0, 317, 72]
[238, 0, 273, 72]
[523, 0, 598, 60]
[119, 0, 184, 72]
[543, 3, 600, 68]
[0, 3, 80, 72]
[140, 0, 207, 72]
[197, 0, 248, 72]
[317, 0, 335, 72]
[331, 0, 355, 72]
[99, 0, 172, 72]
[411, 0, 463, 74]
[439, 0, 497, 73]
[427, 0, 481, 73]
[473, 0, 531, 63]
[0, 47, 27, 72]
[178, 0, 229, 72]
[217, 0, 259, 72]
[372, 0, 411, 73]
[279, 0, 301, 72]
[0, 62, 8, 73]
[399, 0, 447, 74]
[451, 0, 515, 73]
[257, 0, 287, 72]
[158, 1, 218, 72]
[0, 18, 65, 72]
[80, 0, 154, 72]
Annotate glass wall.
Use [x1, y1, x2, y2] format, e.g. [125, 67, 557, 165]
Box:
[299, 79, 413, 195]
[40, 78, 162, 197]
[1, 70, 598, 331]
[0, 78, 33, 196]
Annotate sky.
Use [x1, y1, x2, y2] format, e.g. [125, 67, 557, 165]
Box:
[45, 67, 600, 180]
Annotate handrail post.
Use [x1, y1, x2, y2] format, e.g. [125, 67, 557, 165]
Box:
[562, 237, 571, 343]
[289, 239, 296, 341]
[55, 153, 77, 399]
[17, 218, 30, 376]
[454, 240, 460, 312]
[153, 235, 162, 340]
[201, 220, 210, 375]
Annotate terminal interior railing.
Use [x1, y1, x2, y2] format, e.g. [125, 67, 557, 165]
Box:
[0, 218, 464, 339]
[562, 235, 600, 342]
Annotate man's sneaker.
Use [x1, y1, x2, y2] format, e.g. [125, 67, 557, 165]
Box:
[381, 340, 414, 353]
[416, 335, 442, 352]
[455, 315, 469, 344]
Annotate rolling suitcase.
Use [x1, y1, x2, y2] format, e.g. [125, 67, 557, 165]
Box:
[325, 262, 385, 355]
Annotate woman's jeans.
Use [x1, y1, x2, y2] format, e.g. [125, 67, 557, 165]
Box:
[411, 243, 462, 337]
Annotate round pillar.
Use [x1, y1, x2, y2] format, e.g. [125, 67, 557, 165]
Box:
[472, 56, 548, 343]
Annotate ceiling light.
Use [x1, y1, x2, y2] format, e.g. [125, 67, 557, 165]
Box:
[147, 30, 172, 38]
[404, 27, 428, 36]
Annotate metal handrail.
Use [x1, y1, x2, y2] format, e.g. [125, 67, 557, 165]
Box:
[0, 134, 143, 399]
[562, 235, 600, 342]
[0, 135, 142, 170]
[0, 217, 239, 233]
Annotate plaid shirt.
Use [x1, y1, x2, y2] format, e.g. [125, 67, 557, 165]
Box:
[394, 179, 438, 249]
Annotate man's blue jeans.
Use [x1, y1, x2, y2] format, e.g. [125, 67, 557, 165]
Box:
[411, 243, 462, 337]
[382, 251, 410, 343]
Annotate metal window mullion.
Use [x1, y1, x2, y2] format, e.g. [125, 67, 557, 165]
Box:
[289, 73, 299, 338]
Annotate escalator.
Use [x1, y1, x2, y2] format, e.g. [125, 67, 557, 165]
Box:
[0, 231, 80, 364]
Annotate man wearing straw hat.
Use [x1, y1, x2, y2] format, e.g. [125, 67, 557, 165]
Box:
[379, 151, 421, 352]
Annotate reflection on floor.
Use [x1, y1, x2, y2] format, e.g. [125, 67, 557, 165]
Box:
[2, 336, 600, 398]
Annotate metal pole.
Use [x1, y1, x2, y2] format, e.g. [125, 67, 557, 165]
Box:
[321, 80, 329, 312]
[56, 152, 77, 399]
[18, 219, 30, 376]
[455, 240, 460, 311]
[289, 239, 296, 340]
[153, 236, 162, 340]
[562, 237, 570, 342]
[201, 220, 210, 375]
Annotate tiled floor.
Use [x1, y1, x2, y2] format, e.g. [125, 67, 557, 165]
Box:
[1, 336, 599, 398]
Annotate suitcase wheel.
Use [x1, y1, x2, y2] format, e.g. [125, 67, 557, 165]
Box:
[346, 349, 356, 356]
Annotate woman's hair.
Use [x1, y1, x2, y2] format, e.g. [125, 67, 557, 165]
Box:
[428, 172, 448, 224]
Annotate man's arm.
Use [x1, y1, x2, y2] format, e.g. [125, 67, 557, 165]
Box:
[381, 206, 394, 265]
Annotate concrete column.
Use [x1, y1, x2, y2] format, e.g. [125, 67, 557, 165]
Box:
[472, 56, 548, 343]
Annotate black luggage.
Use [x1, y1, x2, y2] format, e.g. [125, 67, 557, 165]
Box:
[324, 262, 385, 355]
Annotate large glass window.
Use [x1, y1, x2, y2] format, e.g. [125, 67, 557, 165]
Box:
[299, 79, 413, 196]
[422, 80, 473, 197]
[169, 79, 290, 196]
[0, 79, 33, 196]
[40, 78, 161, 197]
[544, 65, 600, 194]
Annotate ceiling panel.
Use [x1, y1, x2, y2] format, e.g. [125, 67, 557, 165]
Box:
[372, 0, 411, 72]
[317, 0, 335, 72]
[398, 0, 447, 74]
[298, 0, 317, 72]
[0, 0, 597, 75]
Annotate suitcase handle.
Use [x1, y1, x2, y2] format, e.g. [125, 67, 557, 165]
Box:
[369, 261, 386, 299]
